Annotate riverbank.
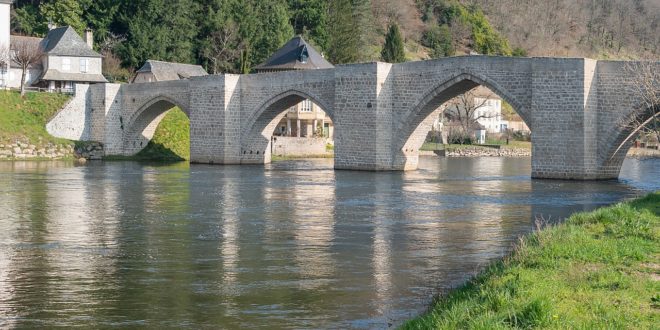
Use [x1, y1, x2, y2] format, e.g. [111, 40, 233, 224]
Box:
[402, 192, 659, 329]
[0, 90, 75, 160]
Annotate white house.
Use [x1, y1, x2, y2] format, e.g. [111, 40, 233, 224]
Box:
[0, 0, 106, 92]
[441, 86, 507, 134]
[0, 0, 12, 88]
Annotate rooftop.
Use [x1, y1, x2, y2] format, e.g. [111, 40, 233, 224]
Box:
[255, 36, 334, 72]
[136, 60, 208, 81]
[41, 26, 101, 58]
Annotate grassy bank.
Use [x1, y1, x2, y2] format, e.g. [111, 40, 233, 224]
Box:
[131, 107, 190, 161]
[0, 90, 71, 145]
[403, 192, 660, 329]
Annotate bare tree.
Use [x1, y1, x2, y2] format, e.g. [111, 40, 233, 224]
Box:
[201, 21, 244, 74]
[615, 62, 660, 155]
[443, 88, 496, 143]
[11, 38, 43, 96]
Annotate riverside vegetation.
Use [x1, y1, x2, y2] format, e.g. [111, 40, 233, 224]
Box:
[402, 192, 660, 329]
[0, 90, 189, 161]
[0, 90, 75, 160]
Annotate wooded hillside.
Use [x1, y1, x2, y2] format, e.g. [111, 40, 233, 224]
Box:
[9, 0, 659, 80]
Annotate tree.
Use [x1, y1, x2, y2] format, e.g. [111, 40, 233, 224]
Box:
[422, 24, 454, 58]
[614, 62, 660, 156]
[10, 38, 43, 96]
[443, 88, 496, 144]
[102, 50, 133, 83]
[327, 0, 360, 64]
[288, 0, 329, 51]
[381, 23, 406, 63]
[39, 0, 86, 35]
[115, 0, 200, 69]
[200, 20, 244, 74]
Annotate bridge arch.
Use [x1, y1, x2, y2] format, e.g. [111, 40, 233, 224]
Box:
[241, 89, 335, 164]
[123, 95, 191, 156]
[393, 71, 531, 169]
[602, 103, 659, 173]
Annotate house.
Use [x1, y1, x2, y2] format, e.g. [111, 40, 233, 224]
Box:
[0, 0, 107, 92]
[442, 86, 507, 134]
[133, 60, 208, 83]
[256, 36, 335, 140]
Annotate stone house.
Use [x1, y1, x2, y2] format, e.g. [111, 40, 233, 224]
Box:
[256, 36, 335, 140]
[132, 60, 208, 83]
[0, 0, 107, 92]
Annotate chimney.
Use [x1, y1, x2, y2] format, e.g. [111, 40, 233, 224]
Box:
[47, 20, 56, 31]
[84, 28, 93, 49]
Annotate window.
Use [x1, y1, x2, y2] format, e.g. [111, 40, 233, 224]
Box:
[301, 99, 312, 112]
[80, 59, 89, 73]
[62, 58, 71, 71]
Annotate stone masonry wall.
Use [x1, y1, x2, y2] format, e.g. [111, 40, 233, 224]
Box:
[45, 57, 657, 180]
[271, 136, 328, 157]
[46, 84, 92, 141]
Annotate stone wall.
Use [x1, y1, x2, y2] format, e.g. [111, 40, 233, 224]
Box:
[271, 136, 328, 157]
[46, 84, 92, 140]
[0, 141, 74, 160]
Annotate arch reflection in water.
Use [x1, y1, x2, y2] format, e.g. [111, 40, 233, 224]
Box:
[0, 158, 657, 328]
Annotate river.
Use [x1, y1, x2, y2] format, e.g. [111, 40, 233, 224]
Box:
[0, 157, 658, 329]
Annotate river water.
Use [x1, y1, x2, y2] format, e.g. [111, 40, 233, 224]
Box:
[0, 157, 658, 329]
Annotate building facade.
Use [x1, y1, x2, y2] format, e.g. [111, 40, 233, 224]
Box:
[0, 0, 106, 92]
[274, 99, 334, 139]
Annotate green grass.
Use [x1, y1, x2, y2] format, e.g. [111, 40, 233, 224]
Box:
[0, 90, 72, 145]
[133, 107, 190, 161]
[402, 192, 660, 329]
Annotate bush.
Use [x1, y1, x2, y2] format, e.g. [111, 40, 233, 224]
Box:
[422, 24, 454, 58]
[512, 130, 531, 142]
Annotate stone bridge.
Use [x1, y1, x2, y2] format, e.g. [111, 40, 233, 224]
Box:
[47, 56, 659, 180]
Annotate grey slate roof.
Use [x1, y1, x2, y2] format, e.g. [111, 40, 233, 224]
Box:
[40, 70, 107, 83]
[255, 36, 334, 72]
[135, 60, 208, 81]
[41, 26, 102, 58]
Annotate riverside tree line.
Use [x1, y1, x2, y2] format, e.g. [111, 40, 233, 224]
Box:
[8, 0, 527, 80]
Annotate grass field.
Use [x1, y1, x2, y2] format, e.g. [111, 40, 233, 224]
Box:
[0, 90, 72, 145]
[402, 192, 660, 329]
[133, 107, 190, 161]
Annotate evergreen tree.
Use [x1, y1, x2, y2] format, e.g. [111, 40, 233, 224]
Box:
[381, 23, 405, 63]
[78, 0, 120, 48]
[422, 24, 454, 58]
[39, 0, 86, 35]
[288, 0, 328, 52]
[250, 1, 294, 68]
[327, 0, 360, 64]
[351, 0, 377, 61]
[116, 0, 200, 68]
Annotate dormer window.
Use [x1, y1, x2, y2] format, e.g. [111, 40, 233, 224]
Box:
[299, 46, 309, 64]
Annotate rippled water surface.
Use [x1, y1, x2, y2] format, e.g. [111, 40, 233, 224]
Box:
[0, 157, 658, 328]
